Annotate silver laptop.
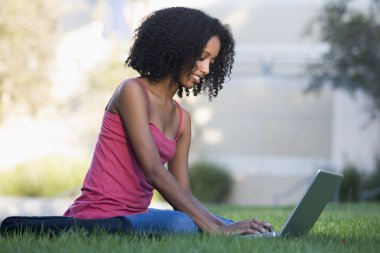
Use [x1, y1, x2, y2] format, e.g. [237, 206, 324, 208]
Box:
[241, 169, 343, 238]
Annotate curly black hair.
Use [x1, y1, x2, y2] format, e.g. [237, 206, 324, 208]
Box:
[125, 7, 235, 100]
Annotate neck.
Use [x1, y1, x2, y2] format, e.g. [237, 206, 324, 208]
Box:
[144, 76, 179, 100]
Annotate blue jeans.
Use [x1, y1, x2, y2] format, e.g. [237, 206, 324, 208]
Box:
[126, 208, 234, 235]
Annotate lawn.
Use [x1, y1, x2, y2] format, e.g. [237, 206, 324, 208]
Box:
[0, 203, 379, 253]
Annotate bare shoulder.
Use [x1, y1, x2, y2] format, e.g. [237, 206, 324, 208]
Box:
[115, 78, 148, 113]
[118, 78, 145, 96]
[180, 108, 191, 133]
[181, 108, 191, 124]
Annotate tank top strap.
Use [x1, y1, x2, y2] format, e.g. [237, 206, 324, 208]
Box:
[174, 101, 183, 140]
[134, 78, 152, 115]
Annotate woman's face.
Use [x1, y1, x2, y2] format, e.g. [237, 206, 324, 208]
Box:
[179, 36, 221, 89]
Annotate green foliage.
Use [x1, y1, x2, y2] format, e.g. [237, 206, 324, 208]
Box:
[0, 0, 59, 119]
[189, 161, 233, 203]
[152, 189, 164, 202]
[0, 155, 88, 197]
[339, 159, 380, 202]
[306, 0, 380, 119]
[339, 164, 362, 202]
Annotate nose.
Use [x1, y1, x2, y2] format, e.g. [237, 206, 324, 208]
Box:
[199, 60, 210, 75]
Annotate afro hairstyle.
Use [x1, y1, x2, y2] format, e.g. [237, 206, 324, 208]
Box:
[125, 7, 235, 100]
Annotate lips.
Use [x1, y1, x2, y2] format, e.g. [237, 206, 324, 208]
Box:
[192, 74, 201, 84]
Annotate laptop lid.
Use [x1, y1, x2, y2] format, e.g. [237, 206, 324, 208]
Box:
[279, 169, 343, 236]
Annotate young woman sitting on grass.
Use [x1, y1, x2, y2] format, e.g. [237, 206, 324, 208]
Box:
[64, 7, 273, 236]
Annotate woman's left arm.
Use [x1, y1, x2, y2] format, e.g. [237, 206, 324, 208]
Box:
[168, 110, 226, 226]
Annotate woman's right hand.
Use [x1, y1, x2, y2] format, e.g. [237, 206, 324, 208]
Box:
[216, 218, 274, 236]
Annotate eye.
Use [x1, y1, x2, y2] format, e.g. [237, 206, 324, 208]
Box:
[198, 51, 209, 61]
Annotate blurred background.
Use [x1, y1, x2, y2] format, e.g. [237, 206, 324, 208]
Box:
[0, 0, 379, 218]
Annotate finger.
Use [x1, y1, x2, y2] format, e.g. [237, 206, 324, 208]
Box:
[224, 225, 258, 236]
[252, 219, 274, 232]
[220, 222, 259, 236]
[233, 221, 263, 235]
[239, 219, 272, 233]
[259, 220, 274, 232]
[250, 221, 267, 233]
[242, 227, 260, 235]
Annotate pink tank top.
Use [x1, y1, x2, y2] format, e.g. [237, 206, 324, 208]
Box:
[63, 78, 183, 219]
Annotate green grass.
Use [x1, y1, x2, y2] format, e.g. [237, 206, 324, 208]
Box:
[1, 203, 379, 253]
